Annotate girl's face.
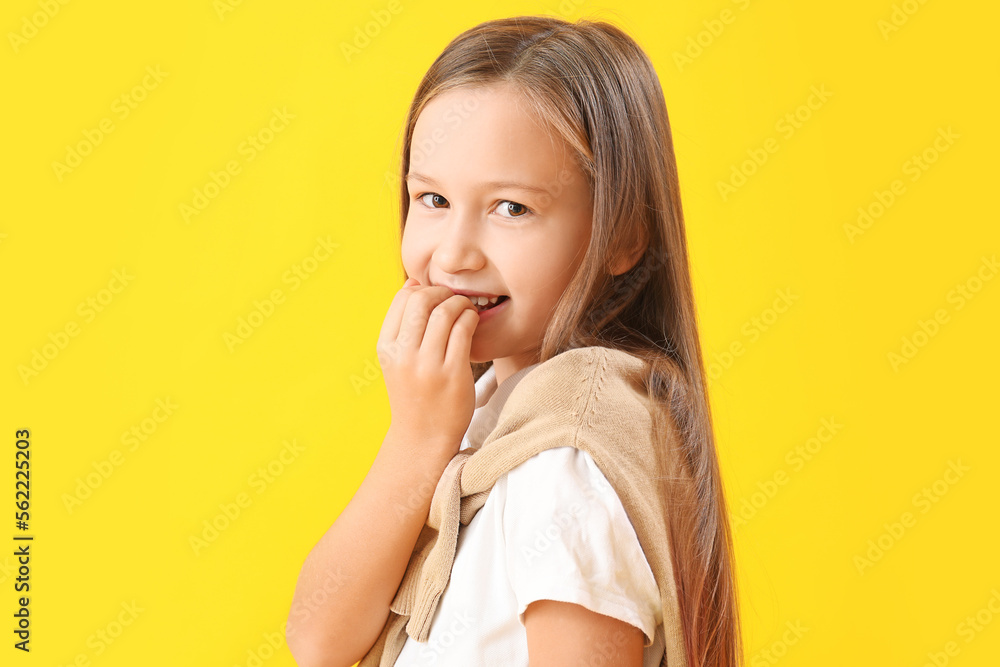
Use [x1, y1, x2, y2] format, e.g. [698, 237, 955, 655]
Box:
[402, 83, 593, 387]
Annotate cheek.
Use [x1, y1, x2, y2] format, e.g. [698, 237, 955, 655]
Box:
[526, 245, 585, 313]
[400, 223, 427, 271]
[503, 237, 575, 302]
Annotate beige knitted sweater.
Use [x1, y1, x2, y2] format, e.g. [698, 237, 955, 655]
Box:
[359, 345, 688, 667]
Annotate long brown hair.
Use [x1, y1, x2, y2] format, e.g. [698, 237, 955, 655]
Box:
[394, 15, 742, 667]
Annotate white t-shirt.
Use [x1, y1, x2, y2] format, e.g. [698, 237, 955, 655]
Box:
[394, 362, 665, 666]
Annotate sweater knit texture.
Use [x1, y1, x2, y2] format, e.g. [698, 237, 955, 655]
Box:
[359, 345, 687, 667]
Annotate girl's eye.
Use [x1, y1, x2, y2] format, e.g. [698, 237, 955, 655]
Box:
[495, 200, 531, 219]
[414, 192, 532, 220]
[416, 193, 449, 208]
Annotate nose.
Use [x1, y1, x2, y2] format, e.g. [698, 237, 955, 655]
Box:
[431, 207, 486, 275]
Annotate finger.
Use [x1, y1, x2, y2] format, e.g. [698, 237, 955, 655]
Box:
[423, 295, 477, 363]
[396, 286, 455, 354]
[445, 306, 480, 367]
[377, 278, 422, 347]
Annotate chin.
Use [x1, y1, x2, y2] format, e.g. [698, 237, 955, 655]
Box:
[468, 335, 501, 366]
[468, 342, 491, 365]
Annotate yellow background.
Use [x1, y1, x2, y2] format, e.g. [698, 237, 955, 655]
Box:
[2, 0, 998, 665]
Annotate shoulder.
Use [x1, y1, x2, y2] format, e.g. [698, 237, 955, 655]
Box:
[500, 446, 644, 578]
[498, 446, 662, 646]
[500, 446, 614, 511]
[498, 447, 622, 553]
[515, 346, 647, 391]
[494, 346, 652, 428]
[475, 346, 659, 477]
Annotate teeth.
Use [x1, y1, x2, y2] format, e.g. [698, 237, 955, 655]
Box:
[471, 295, 501, 310]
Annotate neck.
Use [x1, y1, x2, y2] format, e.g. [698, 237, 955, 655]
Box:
[491, 349, 541, 387]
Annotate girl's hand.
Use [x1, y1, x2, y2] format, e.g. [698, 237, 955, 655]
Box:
[376, 277, 481, 458]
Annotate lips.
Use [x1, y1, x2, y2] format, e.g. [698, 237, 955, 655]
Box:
[432, 283, 509, 310]
[475, 293, 510, 323]
[470, 295, 509, 312]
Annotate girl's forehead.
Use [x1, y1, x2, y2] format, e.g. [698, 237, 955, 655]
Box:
[414, 84, 549, 138]
[412, 90, 570, 172]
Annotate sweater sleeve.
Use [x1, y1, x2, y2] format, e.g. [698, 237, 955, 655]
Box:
[499, 446, 662, 647]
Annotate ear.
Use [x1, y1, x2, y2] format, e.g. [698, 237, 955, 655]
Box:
[609, 226, 649, 276]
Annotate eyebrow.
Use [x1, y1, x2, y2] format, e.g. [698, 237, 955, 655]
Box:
[406, 172, 552, 197]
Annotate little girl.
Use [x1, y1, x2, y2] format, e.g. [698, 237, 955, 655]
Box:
[287, 15, 742, 667]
